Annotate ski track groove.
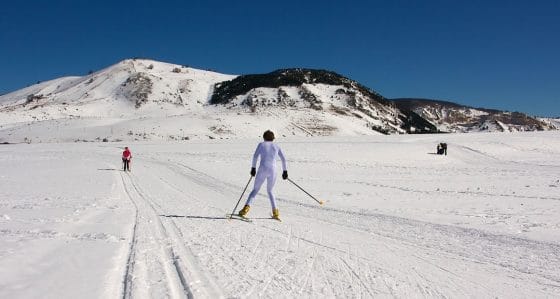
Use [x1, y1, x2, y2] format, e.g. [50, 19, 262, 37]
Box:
[317, 252, 337, 297]
[254, 258, 291, 297]
[119, 173, 139, 299]
[352, 180, 560, 201]
[120, 172, 194, 299]
[297, 248, 317, 294]
[457, 144, 560, 168]
[126, 171, 225, 298]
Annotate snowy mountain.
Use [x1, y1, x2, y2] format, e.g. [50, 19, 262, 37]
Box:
[393, 98, 554, 133]
[0, 59, 555, 143]
[0, 59, 237, 143]
[539, 117, 560, 130]
[0, 59, 439, 143]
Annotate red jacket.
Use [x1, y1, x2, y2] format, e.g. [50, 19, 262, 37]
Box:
[122, 149, 132, 160]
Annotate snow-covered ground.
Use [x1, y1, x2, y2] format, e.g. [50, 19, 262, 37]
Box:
[1, 131, 560, 298]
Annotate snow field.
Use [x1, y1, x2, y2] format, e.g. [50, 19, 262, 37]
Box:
[1, 131, 560, 298]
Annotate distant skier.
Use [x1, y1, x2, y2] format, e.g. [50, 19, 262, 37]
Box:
[238, 130, 288, 220]
[441, 142, 447, 155]
[437, 142, 448, 155]
[122, 146, 132, 171]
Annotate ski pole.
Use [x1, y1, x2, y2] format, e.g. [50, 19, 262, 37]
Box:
[287, 178, 324, 205]
[229, 176, 253, 218]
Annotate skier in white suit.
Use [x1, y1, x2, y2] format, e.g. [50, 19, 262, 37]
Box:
[238, 130, 288, 220]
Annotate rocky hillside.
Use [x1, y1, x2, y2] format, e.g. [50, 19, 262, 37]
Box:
[393, 98, 553, 133]
[211, 69, 437, 134]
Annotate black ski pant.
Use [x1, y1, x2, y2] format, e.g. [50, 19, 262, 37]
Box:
[123, 158, 130, 171]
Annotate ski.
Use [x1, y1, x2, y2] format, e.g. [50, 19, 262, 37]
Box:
[225, 214, 282, 222]
[226, 214, 253, 223]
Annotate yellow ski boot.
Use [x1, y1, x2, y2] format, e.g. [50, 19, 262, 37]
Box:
[272, 208, 281, 221]
[238, 205, 250, 218]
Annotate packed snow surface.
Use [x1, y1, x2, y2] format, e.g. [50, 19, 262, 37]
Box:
[1, 132, 560, 298]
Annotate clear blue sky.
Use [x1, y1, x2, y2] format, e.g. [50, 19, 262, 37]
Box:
[1, 0, 559, 116]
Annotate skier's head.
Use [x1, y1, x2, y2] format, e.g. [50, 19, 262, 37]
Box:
[263, 130, 275, 142]
[125, 146, 129, 150]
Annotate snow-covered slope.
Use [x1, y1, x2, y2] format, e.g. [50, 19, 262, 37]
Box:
[0, 59, 238, 142]
[1, 132, 560, 297]
[0, 61, 438, 143]
[394, 98, 554, 133]
[539, 117, 560, 130]
[0, 59, 234, 113]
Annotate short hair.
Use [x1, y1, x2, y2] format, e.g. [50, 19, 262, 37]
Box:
[263, 130, 275, 141]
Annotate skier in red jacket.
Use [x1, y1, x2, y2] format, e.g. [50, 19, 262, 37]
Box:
[122, 147, 132, 171]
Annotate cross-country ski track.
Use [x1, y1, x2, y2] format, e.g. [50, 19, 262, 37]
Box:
[1, 132, 560, 298]
[118, 153, 560, 298]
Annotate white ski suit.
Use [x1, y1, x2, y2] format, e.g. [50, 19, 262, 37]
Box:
[245, 141, 287, 209]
